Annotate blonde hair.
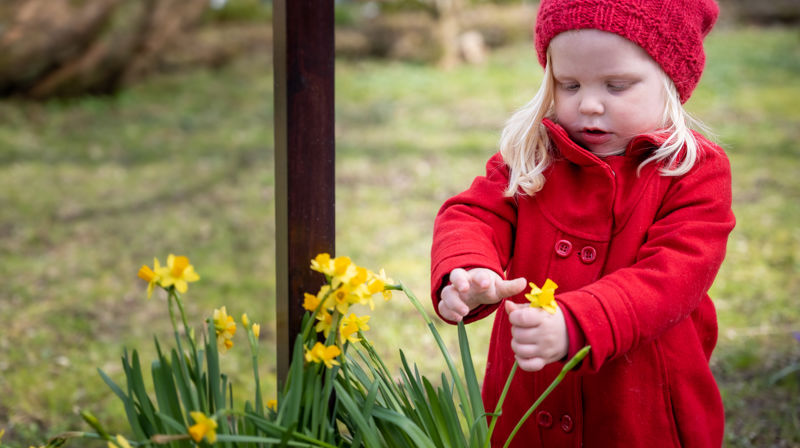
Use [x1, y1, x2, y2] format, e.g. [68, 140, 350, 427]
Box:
[499, 54, 707, 197]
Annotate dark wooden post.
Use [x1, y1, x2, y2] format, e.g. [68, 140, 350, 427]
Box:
[273, 0, 335, 385]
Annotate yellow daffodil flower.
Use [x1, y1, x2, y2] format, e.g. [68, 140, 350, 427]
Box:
[107, 434, 132, 448]
[525, 279, 559, 314]
[266, 399, 278, 412]
[315, 308, 334, 337]
[241, 313, 250, 327]
[157, 254, 200, 294]
[252, 323, 260, 338]
[333, 256, 351, 277]
[330, 286, 355, 315]
[349, 266, 369, 288]
[188, 411, 217, 444]
[305, 342, 341, 368]
[213, 306, 236, 352]
[374, 268, 395, 300]
[137, 258, 162, 299]
[310, 253, 334, 275]
[340, 313, 370, 344]
[302, 292, 321, 311]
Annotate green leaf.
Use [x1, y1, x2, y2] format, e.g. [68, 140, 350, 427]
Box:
[278, 337, 306, 428]
[333, 381, 381, 447]
[205, 319, 224, 414]
[153, 411, 187, 433]
[421, 377, 448, 447]
[457, 321, 487, 446]
[151, 357, 185, 429]
[127, 350, 159, 435]
[170, 349, 197, 414]
[372, 407, 437, 448]
[438, 374, 468, 448]
[98, 365, 147, 441]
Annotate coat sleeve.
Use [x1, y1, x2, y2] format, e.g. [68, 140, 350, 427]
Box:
[557, 146, 736, 372]
[430, 153, 518, 324]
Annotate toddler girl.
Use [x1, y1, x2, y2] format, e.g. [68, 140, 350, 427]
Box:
[430, 0, 735, 446]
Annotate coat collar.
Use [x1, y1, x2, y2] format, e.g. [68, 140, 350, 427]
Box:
[542, 118, 668, 166]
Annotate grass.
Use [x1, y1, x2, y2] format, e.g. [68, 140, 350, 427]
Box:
[0, 25, 798, 447]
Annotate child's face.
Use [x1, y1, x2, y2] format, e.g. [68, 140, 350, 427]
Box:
[550, 30, 667, 156]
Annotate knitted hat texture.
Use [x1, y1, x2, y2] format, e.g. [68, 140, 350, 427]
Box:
[534, 0, 719, 102]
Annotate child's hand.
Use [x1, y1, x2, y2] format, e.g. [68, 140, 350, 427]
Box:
[438, 268, 527, 322]
[505, 301, 568, 372]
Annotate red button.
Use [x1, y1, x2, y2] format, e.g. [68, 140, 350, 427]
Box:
[579, 246, 597, 264]
[560, 414, 574, 433]
[554, 239, 573, 257]
[536, 411, 553, 428]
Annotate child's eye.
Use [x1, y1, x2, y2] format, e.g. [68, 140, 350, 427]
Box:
[560, 82, 580, 92]
[607, 81, 632, 92]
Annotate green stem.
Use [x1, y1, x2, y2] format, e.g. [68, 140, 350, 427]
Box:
[166, 290, 200, 411]
[484, 361, 518, 448]
[172, 289, 198, 354]
[502, 346, 591, 448]
[397, 283, 475, 428]
[251, 350, 263, 414]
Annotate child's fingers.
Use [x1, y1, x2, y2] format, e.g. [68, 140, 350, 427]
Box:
[510, 338, 539, 359]
[515, 356, 546, 372]
[472, 269, 492, 289]
[504, 299, 526, 315]
[439, 284, 469, 321]
[507, 305, 546, 327]
[496, 277, 527, 299]
[449, 268, 470, 292]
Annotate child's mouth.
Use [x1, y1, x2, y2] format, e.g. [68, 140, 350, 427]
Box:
[579, 128, 612, 145]
[583, 128, 607, 135]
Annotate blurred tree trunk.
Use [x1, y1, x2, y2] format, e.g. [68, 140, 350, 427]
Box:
[433, 0, 462, 69]
[0, 0, 207, 99]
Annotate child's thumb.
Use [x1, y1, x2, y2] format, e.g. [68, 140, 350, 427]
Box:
[504, 299, 526, 315]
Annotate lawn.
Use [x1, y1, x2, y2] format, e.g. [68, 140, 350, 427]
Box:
[0, 25, 798, 447]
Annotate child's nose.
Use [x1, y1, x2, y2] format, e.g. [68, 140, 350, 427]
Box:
[578, 94, 604, 115]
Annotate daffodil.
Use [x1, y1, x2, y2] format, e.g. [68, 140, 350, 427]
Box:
[266, 399, 278, 412]
[188, 411, 217, 444]
[333, 256, 351, 278]
[340, 313, 370, 344]
[305, 342, 341, 368]
[107, 434, 132, 448]
[213, 306, 236, 352]
[525, 279, 558, 314]
[241, 313, 260, 339]
[375, 268, 394, 300]
[310, 253, 334, 276]
[329, 286, 355, 315]
[315, 308, 334, 337]
[137, 258, 162, 299]
[156, 254, 200, 294]
[302, 292, 321, 311]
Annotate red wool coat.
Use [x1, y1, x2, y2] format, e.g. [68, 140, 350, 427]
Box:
[431, 119, 735, 447]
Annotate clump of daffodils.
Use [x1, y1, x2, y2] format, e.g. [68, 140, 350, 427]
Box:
[303, 253, 395, 369]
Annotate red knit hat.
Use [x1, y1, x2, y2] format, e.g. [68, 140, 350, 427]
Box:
[534, 0, 719, 103]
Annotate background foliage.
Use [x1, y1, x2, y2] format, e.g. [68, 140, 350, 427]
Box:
[0, 3, 798, 447]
